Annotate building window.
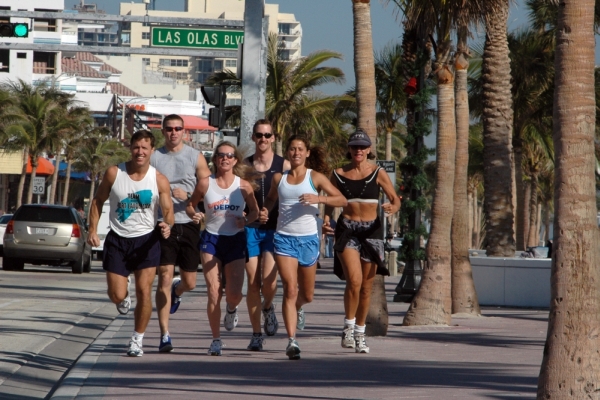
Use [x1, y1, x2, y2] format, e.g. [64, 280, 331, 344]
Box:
[225, 60, 236, 68]
[196, 58, 225, 84]
[142, 32, 150, 40]
[0, 50, 9, 73]
[279, 23, 291, 35]
[33, 52, 56, 74]
[17, 52, 26, 59]
[142, 58, 150, 66]
[159, 59, 188, 67]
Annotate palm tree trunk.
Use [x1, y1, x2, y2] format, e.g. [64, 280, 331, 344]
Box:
[535, 202, 542, 246]
[537, 0, 600, 395]
[514, 142, 526, 250]
[352, 0, 387, 335]
[62, 159, 73, 205]
[527, 177, 538, 247]
[17, 150, 29, 208]
[49, 152, 61, 204]
[27, 163, 37, 205]
[385, 127, 392, 160]
[543, 203, 550, 243]
[482, 0, 516, 257]
[403, 79, 455, 326]
[468, 189, 474, 246]
[472, 186, 479, 248]
[451, 37, 480, 316]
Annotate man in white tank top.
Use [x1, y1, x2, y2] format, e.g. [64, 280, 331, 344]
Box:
[87, 130, 174, 357]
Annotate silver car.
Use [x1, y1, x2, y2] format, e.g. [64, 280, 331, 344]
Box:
[3, 204, 92, 274]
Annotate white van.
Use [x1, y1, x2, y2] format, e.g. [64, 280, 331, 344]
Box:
[93, 202, 111, 260]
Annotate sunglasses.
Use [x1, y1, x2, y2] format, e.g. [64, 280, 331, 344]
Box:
[254, 132, 273, 139]
[217, 152, 235, 160]
[164, 126, 184, 132]
[349, 145, 369, 150]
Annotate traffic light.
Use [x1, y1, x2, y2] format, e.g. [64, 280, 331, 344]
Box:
[201, 85, 224, 128]
[0, 23, 29, 38]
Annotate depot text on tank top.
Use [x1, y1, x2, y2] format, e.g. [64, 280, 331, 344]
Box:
[204, 175, 246, 236]
[276, 169, 319, 236]
[108, 163, 160, 238]
[150, 145, 200, 224]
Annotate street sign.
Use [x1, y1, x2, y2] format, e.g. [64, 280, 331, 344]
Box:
[377, 160, 396, 187]
[151, 27, 244, 50]
[32, 177, 45, 195]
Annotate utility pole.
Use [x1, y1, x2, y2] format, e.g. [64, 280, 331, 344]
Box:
[239, 0, 268, 148]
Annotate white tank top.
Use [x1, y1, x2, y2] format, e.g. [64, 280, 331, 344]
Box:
[276, 169, 319, 236]
[204, 175, 245, 236]
[109, 163, 159, 238]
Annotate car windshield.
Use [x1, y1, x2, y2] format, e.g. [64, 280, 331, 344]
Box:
[15, 207, 74, 224]
[0, 214, 12, 224]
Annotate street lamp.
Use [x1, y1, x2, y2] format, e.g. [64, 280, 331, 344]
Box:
[120, 94, 173, 140]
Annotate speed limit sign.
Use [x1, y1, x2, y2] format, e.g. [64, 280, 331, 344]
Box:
[32, 177, 45, 195]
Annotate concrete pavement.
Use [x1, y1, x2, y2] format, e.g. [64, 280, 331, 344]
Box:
[51, 258, 548, 400]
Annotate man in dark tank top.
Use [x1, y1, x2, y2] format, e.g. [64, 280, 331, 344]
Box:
[243, 119, 291, 351]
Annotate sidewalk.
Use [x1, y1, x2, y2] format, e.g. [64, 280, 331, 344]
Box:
[51, 259, 547, 400]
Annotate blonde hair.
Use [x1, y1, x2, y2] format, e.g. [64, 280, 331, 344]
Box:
[212, 142, 262, 191]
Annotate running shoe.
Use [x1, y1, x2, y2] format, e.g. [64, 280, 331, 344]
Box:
[224, 306, 239, 331]
[158, 334, 173, 353]
[117, 276, 131, 315]
[341, 327, 355, 349]
[296, 307, 305, 331]
[247, 334, 264, 351]
[285, 338, 301, 360]
[170, 277, 182, 314]
[127, 338, 143, 357]
[262, 303, 279, 336]
[354, 333, 370, 354]
[208, 339, 223, 356]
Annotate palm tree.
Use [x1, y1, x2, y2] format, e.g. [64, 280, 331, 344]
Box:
[537, 0, 600, 396]
[72, 132, 128, 212]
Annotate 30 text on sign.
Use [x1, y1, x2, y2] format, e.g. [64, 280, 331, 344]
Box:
[151, 27, 244, 49]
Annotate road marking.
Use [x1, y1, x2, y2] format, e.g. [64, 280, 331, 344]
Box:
[0, 299, 20, 309]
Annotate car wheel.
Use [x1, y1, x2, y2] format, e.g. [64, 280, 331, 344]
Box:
[72, 252, 84, 274]
[83, 254, 92, 273]
[2, 257, 14, 271]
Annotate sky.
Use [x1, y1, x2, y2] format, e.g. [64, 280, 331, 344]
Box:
[64, 0, 534, 95]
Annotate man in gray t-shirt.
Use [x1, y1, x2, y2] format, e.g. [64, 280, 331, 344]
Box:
[150, 114, 211, 353]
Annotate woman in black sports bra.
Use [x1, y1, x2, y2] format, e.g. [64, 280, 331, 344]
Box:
[323, 129, 401, 354]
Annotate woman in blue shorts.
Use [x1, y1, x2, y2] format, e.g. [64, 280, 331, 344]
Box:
[187, 142, 260, 356]
[259, 135, 347, 360]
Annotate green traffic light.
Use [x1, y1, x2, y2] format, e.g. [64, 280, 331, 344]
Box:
[13, 23, 28, 38]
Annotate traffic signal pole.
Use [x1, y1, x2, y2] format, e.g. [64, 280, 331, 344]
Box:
[239, 0, 268, 149]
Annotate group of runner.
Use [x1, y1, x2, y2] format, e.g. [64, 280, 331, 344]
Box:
[86, 114, 401, 360]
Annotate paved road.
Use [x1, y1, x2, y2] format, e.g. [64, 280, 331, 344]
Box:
[0, 260, 114, 400]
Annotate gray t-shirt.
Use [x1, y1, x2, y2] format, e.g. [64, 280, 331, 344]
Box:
[150, 145, 200, 224]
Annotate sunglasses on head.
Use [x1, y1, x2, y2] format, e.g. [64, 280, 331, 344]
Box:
[350, 145, 369, 150]
[254, 132, 273, 139]
[164, 126, 184, 132]
[217, 152, 235, 160]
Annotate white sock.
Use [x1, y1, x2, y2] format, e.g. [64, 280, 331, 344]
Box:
[162, 332, 170, 341]
[344, 318, 356, 329]
[212, 337, 221, 341]
[226, 304, 236, 313]
[132, 331, 144, 342]
[355, 325, 366, 334]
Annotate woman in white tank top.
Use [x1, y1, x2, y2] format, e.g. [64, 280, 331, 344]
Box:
[259, 135, 347, 360]
[186, 142, 260, 356]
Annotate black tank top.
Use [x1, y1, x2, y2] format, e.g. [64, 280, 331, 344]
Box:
[333, 167, 381, 200]
[245, 154, 285, 230]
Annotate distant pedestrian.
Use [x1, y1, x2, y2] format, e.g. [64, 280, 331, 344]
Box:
[259, 135, 347, 360]
[243, 120, 291, 351]
[186, 141, 260, 356]
[323, 129, 401, 354]
[87, 130, 174, 357]
[150, 114, 211, 353]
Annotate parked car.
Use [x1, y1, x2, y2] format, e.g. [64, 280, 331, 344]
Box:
[3, 204, 92, 274]
[0, 213, 13, 256]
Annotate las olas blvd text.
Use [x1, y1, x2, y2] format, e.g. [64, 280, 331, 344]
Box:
[151, 27, 244, 50]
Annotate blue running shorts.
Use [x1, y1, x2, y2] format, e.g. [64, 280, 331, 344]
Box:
[273, 233, 320, 267]
[199, 230, 247, 265]
[245, 226, 275, 258]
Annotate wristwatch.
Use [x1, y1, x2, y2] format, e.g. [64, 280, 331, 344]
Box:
[186, 192, 192, 200]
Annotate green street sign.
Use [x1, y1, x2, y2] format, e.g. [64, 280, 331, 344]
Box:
[151, 27, 244, 49]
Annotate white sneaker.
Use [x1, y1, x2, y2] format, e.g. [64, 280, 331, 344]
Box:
[127, 338, 143, 357]
[224, 306, 239, 331]
[208, 339, 223, 356]
[341, 327, 355, 348]
[285, 338, 301, 360]
[354, 333, 370, 354]
[262, 303, 279, 336]
[117, 276, 131, 315]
